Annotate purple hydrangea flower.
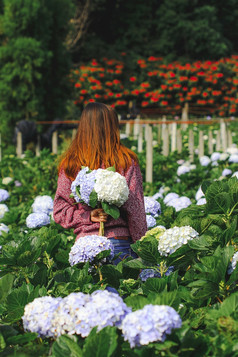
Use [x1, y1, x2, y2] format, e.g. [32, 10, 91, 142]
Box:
[211, 152, 221, 162]
[0, 189, 10, 202]
[74, 290, 131, 337]
[32, 195, 53, 215]
[200, 156, 211, 166]
[51, 292, 91, 337]
[222, 168, 232, 177]
[144, 197, 161, 216]
[14, 180, 22, 187]
[139, 265, 174, 282]
[146, 215, 157, 228]
[69, 235, 114, 265]
[22, 296, 62, 337]
[80, 170, 97, 204]
[121, 304, 182, 347]
[71, 167, 90, 203]
[26, 212, 50, 228]
[167, 196, 192, 212]
[164, 192, 179, 205]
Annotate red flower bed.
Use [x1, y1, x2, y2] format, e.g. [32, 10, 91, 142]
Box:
[71, 55, 238, 117]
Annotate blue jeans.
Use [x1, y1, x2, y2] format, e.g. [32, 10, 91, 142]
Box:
[109, 237, 137, 265]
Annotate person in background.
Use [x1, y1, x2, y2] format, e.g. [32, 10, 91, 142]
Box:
[53, 102, 147, 264]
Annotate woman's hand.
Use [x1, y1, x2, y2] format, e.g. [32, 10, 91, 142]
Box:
[90, 208, 108, 223]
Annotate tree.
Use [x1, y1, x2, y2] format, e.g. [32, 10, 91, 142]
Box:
[0, 0, 73, 148]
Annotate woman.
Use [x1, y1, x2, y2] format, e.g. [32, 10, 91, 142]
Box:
[53, 102, 147, 264]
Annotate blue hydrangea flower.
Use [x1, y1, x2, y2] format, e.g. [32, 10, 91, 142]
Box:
[0, 189, 10, 202]
[144, 197, 161, 216]
[121, 304, 182, 347]
[139, 265, 174, 282]
[69, 235, 114, 265]
[229, 154, 238, 163]
[0, 204, 9, 219]
[164, 192, 179, 205]
[26, 212, 50, 228]
[167, 196, 192, 212]
[32, 195, 53, 215]
[51, 292, 91, 337]
[197, 198, 206, 205]
[71, 167, 90, 203]
[72, 290, 131, 337]
[80, 170, 97, 204]
[222, 168, 232, 177]
[146, 215, 157, 228]
[0, 223, 9, 236]
[22, 296, 62, 337]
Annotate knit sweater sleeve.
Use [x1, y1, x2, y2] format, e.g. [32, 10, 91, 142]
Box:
[122, 161, 147, 242]
[53, 169, 91, 229]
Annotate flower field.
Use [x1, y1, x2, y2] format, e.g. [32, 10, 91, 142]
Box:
[1, 133, 238, 356]
[71, 55, 238, 117]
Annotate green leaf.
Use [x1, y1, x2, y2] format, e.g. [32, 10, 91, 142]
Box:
[201, 180, 213, 195]
[142, 278, 166, 295]
[7, 332, 38, 345]
[100, 265, 122, 288]
[83, 327, 118, 357]
[0, 274, 14, 304]
[101, 202, 120, 219]
[124, 295, 148, 310]
[219, 292, 238, 317]
[150, 290, 179, 308]
[52, 335, 83, 357]
[131, 237, 161, 264]
[123, 258, 152, 270]
[0, 332, 6, 352]
[207, 192, 231, 214]
[89, 190, 98, 208]
[106, 166, 116, 172]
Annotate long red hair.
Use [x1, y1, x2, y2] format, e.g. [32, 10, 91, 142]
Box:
[58, 102, 138, 180]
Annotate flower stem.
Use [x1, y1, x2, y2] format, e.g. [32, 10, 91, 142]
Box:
[99, 221, 104, 236]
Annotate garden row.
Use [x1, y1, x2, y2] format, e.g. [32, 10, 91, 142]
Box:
[71, 55, 238, 117]
[0, 142, 238, 356]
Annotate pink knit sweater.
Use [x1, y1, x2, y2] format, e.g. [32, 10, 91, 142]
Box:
[53, 161, 147, 242]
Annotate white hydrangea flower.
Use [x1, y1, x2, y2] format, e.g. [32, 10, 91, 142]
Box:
[2, 177, 13, 185]
[158, 226, 199, 256]
[211, 152, 221, 162]
[222, 168, 232, 177]
[229, 154, 238, 163]
[0, 204, 9, 219]
[226, 146, 238, 155]
[164, 192, 179, 205]
[94, 169, 129, 207]
[32, 195, 54, 215]
[232, 171, 238, 179]
[197, 198, 206, 205]
[228, 252, 238, 274]
[195, 186, 204, 201]
[219, 153, 229, 161]
[0, 223, 9, 235]
[177, 165, 191, 176]
[166, 196, 192, 212]
[199, 156, 211, 166]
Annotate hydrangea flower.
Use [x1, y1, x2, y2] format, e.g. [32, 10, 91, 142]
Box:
[71, 167, 90, 203]
[2, 177, 13, 185]
[0, 223, 9, 235]
[226, 147, 238, 155]
[228, 252, 238, 274]
[51, 292, 91, 336]
[32, 195, 54, 215]
[26, 212, 51, 228]
[146, 215, 157, 228]
[139, 265, 174, 282]
[69, 235, 114, 265]
[73, 290, 131, 337]
[0, 204, 9, 219]
[152, 192, 163, 200]
[166, 196, 192, 212]
[0, 189, 10, 202]
[222, 168, 232, 177]
[22, 296, 62, 337]
[158, 226, 199, 256]
[232, 171, 238, 179]
[197, 198, 207, 205]
[195, 186, 204, 201]
[211, 152, 221, 161]
[200, 156, 211, 166]
[14, 180, 22, 187]
[219, 153, 229, 161]
[177, 165, 190, 176]
[94, 169, 129, 207]
[228, 154, 238, 163]
[164, 192, 179, 205]
[144, 197, 161, 216]
[80, 170, 97, 204]
[121, 304, 182, 347]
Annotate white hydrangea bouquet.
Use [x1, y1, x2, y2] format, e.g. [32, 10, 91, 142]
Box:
[70, 166, 129, 235]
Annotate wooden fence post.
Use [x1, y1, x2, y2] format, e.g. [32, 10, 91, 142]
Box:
[216, 131, 221, 151]
[16, 131, 23, 158]
[162, 125, 169, 157]
[157, 122, 161, 145]
[208, 130, 213, 155]
[198, 130, 204, 157]
[133, 117, 140, 139]
[52, 131, 58, 154]
[227, 128, 232, 147]
[177, 128, 182, 153]
[72, 128, 77, 140]
[171, 122, 177, 152]
[146, 125, 153, 183]
[188, 128, 194, 162]
[137, 124, 143, 153]
[181, 102, 189, 130]
[220, 120, 227, 152]
[35, 135, 41, 157]
[125, 122, 131, 137]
